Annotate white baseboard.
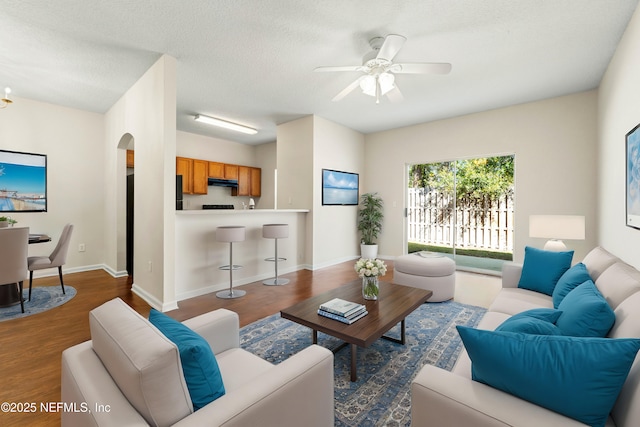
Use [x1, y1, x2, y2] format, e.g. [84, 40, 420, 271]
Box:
[30, 264, 106, 279]
[131, 284, 179, 312]
[308, 255, 360, 271]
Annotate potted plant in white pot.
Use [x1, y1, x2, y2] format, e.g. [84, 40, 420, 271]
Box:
[0, 216, 16, 228]
[357, 192, 383, 259]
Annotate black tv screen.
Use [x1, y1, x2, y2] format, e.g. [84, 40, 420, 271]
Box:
[0, 149, 47, 212]
[322, 169, 359, 205]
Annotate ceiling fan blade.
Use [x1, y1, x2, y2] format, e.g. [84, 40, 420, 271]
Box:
[393, 62, 452, 74]
[314, 65, 362, 72]
[332, 77, 364, 102]
[386, 86, 404, 103]
[376, 34, 406, 62]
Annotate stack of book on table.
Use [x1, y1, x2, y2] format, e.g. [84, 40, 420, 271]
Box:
[318, 298, 368, 324]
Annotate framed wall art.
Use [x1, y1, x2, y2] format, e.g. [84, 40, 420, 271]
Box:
[626, 123, 640, 229]
[322, 169, 359, 206]
[0, 149, 47, 212]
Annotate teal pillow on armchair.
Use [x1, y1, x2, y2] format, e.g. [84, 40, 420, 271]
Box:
[149, 309, 225, 410]
[518, 246, 574, 296]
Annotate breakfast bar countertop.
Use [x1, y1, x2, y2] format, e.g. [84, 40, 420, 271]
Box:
[176, 209, 309, 215]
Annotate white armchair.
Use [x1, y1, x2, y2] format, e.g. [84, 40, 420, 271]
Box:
[62, 298, 335, 427]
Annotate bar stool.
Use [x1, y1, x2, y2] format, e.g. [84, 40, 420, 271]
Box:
[216, 226, 246, 299]
[262, 224, 289, 286]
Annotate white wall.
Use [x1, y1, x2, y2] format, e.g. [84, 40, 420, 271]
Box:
[598, 4, 640, 268]
[276, 115, 366, 268]
[0, 96, 105, 273]
[276, 116, 314, 265]
[312, 116, 365, 267]
[104, 55, 178, 310]
[365, 91, 599, 263]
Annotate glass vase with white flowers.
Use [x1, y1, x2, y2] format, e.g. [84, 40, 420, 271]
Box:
[354, 258, 387, 300]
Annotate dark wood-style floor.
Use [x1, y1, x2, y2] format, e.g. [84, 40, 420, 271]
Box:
[0, 260, 371, 427]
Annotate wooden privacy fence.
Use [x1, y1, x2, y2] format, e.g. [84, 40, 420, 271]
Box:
[407, 188, 514, 253]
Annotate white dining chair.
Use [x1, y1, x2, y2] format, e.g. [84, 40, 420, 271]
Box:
[28, 223, 74, 301]
[0, 227, 30, 313]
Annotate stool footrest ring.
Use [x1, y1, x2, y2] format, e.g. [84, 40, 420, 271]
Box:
[219, 264, 243, 271]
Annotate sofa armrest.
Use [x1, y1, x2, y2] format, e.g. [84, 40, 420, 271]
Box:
[182, 309, 240, 354]
[173, 345, 334, 427]
[411, 365, 587, 427]
[501, 262, 523, 289]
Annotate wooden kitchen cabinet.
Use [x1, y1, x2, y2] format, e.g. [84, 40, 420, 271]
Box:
[176, 157, 193, 194]
[208, 162, 225, 179]
[250, 167, 261, 197]
[235, 166, 251, 196]
[224, 164, 239, 180]
[126, 150, 134, 168]
[192, 159, 208, 194]
[232, 166, 261, 197]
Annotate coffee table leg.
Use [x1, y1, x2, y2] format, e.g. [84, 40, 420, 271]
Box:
[381, 318, 407, 345]
[313, 329, 318, 344]
[351, 344, 357, 382]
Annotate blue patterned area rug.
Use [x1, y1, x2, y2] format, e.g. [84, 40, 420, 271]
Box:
[0, 285, 76, 322]
[240, 300, 486, 426]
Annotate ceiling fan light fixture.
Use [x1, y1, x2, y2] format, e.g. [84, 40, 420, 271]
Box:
[194, 114, 257, 135]
[378, 73, 395, 95]
[359, 75, 376, 96]
[1, 87, 13, 109]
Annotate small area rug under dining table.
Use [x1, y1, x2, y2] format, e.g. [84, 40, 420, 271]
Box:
[239, 300, 485, 426]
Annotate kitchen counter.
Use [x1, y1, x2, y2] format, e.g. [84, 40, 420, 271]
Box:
[176, 209, 309, 215]
[175, 209, 308, 301]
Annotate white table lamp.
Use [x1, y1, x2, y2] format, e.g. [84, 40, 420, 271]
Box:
[529, 215, 585, 251]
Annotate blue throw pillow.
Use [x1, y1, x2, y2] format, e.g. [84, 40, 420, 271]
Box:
[518, 246, 574, 296]
[149, 309, 225, 410]
[507, 308, 563, 323]
[495, 308, 563, 335]
[552, 263, 592, 308]
[457, 326, 640, 427]
[496, 316, 562, 336]
[556, 280, 615, 337]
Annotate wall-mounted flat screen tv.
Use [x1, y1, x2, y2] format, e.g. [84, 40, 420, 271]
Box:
[322, 169, 359, 206]
[0, 149, 47, 212]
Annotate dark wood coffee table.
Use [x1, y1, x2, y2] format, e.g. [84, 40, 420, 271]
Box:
[280, 279, 432, 381]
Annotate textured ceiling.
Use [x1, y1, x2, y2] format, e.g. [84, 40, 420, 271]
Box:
[1, 0, 638, 145]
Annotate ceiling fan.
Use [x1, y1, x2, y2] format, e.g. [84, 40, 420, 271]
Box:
[314, 34, 451, 104]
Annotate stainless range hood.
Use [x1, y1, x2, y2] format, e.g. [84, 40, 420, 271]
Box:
[207, 178, 238, 188]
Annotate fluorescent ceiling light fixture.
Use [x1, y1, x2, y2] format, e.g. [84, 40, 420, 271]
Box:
[194, 114, 257, 135]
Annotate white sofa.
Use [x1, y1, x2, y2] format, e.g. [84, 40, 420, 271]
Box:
[411, 246, 640, 427]
[61, 298, 335, 427]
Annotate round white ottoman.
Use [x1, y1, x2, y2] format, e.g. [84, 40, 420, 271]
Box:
[393, 252, 455, 302]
